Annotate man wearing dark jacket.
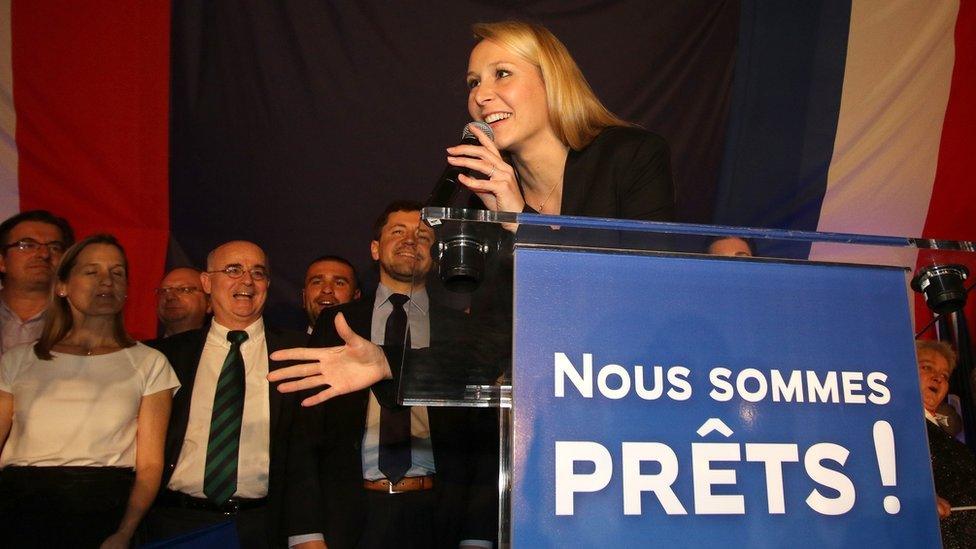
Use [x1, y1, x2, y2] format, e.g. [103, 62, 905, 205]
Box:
[285, 201, 497, 549]
[145, 240, 305, 548]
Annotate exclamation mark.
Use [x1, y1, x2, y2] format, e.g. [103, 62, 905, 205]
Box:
[873, 420, 900, 514]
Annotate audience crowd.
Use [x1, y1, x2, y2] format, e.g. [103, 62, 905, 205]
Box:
[1, 203, 970, 547]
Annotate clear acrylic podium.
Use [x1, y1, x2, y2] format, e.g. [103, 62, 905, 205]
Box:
[397, 207, 974, 548]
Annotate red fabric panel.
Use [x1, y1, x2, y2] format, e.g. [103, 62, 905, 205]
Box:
[12, 1, 170, 339]
[915, 1, 976, 338]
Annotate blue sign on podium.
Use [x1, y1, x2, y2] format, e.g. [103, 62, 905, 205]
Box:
[512, 248, 940, 547]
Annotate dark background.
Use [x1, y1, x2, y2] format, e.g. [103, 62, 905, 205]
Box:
[168, 1, 739, 329]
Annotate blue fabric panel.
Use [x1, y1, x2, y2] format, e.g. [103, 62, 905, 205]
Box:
[713, 0, 852, 258]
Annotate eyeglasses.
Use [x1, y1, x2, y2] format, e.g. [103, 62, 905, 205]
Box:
[206, 265, 269, 281]
[2, 238, 66, 254]
[154, 286, 202, 297]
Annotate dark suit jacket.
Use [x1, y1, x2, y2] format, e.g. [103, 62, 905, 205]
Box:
[560, 125, 674, 221]
[287, 296, 498, 548]
[926, 420, 976, 548]
[147, 320, 307, 547]
[464, 126, 678, 366]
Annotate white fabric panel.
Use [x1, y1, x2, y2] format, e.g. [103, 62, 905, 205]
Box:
[810, 0, 958, 266]
[0, 0, 19, 219]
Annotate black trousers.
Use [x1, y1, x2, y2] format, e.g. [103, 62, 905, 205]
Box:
[142, 496, 272, 549]
[0, 466, 134, 548]
[353, 489, 438, 549]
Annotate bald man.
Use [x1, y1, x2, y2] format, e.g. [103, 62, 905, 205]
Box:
[145, 241, 306, 548]
[155, 267, 210, 337]
[707, 236, 754, 257]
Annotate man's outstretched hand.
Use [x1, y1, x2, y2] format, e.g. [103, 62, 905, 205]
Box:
[268, 312, 393, 406]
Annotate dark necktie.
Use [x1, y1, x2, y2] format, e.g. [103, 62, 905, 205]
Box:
[204, 330, 248, 504]
[378, 293, 412, 483]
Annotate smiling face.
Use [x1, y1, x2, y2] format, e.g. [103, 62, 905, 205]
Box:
[370, 210, 434, 292]
[202, 241, 269, 330]
[302, 259, 360, 324]
[58, 243, 127, 320]
[0, 220, 66, 292]
[466, 39, 554, 154]
[917, 348, 951, 414]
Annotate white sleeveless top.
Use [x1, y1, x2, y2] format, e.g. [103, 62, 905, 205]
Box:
[0, 342, 179, 468]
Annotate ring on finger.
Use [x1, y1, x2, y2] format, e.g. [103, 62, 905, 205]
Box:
[487, 165, 496, 178]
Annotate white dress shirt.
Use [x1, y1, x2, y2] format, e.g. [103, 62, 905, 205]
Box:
[290, 288, 491, 548]
[167, 319, 271, 498]
[362, 283, 435, 480]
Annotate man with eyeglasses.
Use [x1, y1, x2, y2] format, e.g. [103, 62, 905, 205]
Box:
[0, 210, 74, 361]
[155, 267, 211, 337]
[144, 240, 306, 548]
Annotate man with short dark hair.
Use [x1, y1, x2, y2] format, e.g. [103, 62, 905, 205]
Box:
[0, 210, 74, 360]
[145, 240, 306, 548]
[156, 267, 210, 337]
[301, 255, 360, 333]
[285, 201, 496, 549]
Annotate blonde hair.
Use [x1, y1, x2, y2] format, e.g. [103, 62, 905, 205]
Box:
[34, 234, 136, 360]
[472, 21, 629, 150]
[916, 339, 958, 374]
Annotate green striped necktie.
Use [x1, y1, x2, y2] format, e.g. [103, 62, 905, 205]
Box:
[204, 329, 248, 505]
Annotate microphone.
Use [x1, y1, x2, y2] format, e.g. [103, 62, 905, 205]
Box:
[425, 121, 496, 293]
[425, 121, 495, 207]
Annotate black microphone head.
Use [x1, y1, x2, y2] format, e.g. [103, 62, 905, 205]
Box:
[461, 121, 494, 142]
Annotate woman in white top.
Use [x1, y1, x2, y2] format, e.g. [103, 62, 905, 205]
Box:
[0, 234, 179, 548]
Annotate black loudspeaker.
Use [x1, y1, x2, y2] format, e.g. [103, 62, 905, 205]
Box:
[911, 264, 970, 315]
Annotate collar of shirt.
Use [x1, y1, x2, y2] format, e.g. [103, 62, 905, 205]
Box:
[207, 317, 266, 349]
[924, 409, 950, 427]
[0, 296, 47, 325]
[169, 317, 270, 498]
[373, 283, 429, 316]
[371, 284, 430, 349]
[0, 296, 48, 357]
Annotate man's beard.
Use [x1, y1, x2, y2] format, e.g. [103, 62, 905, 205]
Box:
[383, 257, 427, 283]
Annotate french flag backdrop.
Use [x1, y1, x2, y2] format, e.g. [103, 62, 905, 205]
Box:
[0, 0, 973, 343]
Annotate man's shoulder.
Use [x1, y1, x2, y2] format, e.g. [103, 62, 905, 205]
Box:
[310, 296, 374, 344]
[145, 327, 207, 355]
[143, 328, 208, 381]
[430, 301, 468, 322]
[330, 295, 374, 319]
[264, 323, 309, 349]
[340, 295, 374, 315]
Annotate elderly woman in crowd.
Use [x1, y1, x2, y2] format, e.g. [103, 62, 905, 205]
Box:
[0, 234, 179, 548]
[917, 339, 976, 548]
